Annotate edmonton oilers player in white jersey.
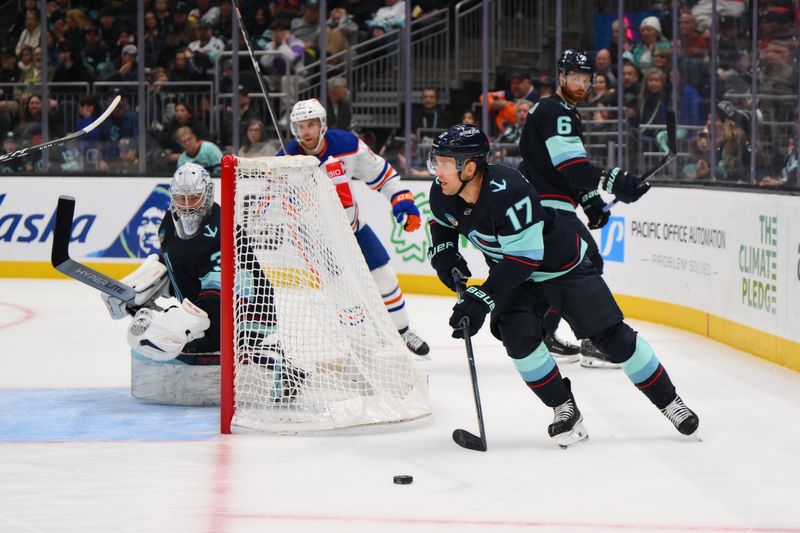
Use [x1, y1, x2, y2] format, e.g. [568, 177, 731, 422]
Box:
[427, 124, 698, 447]
[277, 98, 430, 357]
[519, 49, 650, 368]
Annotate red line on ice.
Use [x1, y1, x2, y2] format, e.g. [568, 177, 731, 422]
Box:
[0, 301, 35, 329]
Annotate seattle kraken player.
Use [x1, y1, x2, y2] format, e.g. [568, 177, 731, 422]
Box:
[427, 125, 698, 447]
[518, 49, 650, 368]
[106, 162, 305, 404]
[277, 99, 430, 357]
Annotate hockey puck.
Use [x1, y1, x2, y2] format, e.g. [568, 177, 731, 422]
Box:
[393, 475, 413, 485]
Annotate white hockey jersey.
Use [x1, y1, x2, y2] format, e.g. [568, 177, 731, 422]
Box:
[278, 128, 405, 231]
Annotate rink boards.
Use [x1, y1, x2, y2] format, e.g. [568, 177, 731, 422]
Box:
[1, 176, 798, 369]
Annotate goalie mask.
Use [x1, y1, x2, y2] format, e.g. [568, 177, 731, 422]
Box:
[170, 162, 213, 239]
[290, 98, 327, 153]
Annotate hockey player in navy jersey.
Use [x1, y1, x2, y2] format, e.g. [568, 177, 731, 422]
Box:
[518, 49, 650, 368]
[277, 98, 430, 357]
[104, 162, 305, 405]
[427, 124, 698, 447]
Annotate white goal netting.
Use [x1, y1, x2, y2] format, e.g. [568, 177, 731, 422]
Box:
[226, 155, 431, 433]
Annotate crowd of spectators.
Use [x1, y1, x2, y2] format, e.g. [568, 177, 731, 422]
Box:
[0, 0, 797, 187]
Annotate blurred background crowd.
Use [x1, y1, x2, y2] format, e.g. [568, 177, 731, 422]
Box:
[0, 0, 797, 188]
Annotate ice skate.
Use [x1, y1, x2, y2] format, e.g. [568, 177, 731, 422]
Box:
[548, 378, 589, 448]
[660, 396, 699, 436]
[579, 339, 620, 368]
[544, 332, 580, 363]
[400, 327, 430, 358]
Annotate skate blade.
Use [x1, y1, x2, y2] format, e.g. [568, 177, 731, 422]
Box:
[579, 356, 620, 369]
[555, 420, 589, 449]
[553, 354, 580, 364]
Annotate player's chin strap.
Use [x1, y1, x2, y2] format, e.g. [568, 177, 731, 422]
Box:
[455, 160, 483, 195]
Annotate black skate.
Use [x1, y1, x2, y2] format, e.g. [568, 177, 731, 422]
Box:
[246, 342, 307, 403]
[660, 396, 699, 436]
[548, 378, 589, 448]
[544, 332, 580, 363]
[580, 339, 620, 369]
[400, 327, 430, 358]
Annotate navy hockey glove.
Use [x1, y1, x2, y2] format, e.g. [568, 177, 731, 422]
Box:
[580, 190, 610, 229]
[391, 191, 421, 232]
[601, 167, 651, 204]
[449, 286, 495, 338]
[428, 242, 472, 291]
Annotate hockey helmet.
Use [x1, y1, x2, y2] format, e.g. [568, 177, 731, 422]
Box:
[428, 124, 490, 174]
[169, 162, 213, 239]
[557, 49, 595, 80]
[290, 98, 328, 138]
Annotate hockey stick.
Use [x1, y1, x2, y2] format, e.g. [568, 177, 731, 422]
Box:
[602, 109, 677, 213]
[0, 95, 121, 165]
[51, 195, 136, 302]
[452, 273, 488, 452]
[231, 1, 286, 153]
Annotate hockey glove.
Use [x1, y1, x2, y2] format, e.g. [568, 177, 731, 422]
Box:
[449, 285, 495, 338]
[579, 190, 610, 229]
[428, 241, 472, 291]
[127, 296, 210, 361]
[391, 191, 421, 232]
[101, 254, 169, 319]
[600, 167, 651, 204]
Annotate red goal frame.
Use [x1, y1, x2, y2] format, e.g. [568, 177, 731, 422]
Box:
[220, 154, 237, 434]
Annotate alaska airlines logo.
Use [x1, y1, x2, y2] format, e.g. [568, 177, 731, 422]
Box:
[90, 184, 171, 258]
[600, 216, 625, 262]
[0, 193, 95, 243]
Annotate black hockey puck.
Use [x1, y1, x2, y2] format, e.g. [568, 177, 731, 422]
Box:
[393, 475, 413, 485]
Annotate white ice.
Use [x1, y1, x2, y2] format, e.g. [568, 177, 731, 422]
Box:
[1, 279, 799, 533]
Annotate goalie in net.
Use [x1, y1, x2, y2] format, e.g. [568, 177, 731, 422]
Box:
[102, 162, 305, 406]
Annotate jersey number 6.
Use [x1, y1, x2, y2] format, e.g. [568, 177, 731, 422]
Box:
[505, 197, 532, 231]
[557, 116, 572, 135]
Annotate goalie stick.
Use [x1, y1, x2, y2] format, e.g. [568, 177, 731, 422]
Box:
[51, 195, 136, 302]
[452, 273, 488, 452]
[602, 109, 677, 213]
[0, 95, 121, 165]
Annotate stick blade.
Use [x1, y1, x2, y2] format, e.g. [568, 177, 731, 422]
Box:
[452, 429, 487, 452]
[666, 109, 677, 154]
[51, 196, 76, 267]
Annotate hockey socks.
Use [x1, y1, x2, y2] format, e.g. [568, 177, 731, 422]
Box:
[619, 336, 677, 409]
[512, 342, 569, 407]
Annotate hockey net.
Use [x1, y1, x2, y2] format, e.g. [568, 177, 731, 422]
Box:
[220, 154, 431, 433]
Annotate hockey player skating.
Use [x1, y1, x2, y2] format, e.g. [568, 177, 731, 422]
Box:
[104, 162, 305, 405]
[277, 98, 430, 357]
[427, 124, 698, 447]
[518, 49, 638, 368]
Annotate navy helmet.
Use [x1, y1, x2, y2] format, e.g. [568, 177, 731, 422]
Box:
[557, 49, 595, 78]
[429, 124, 490, 172]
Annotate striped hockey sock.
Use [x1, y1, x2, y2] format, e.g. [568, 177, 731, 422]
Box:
[620, 336, 677, 409]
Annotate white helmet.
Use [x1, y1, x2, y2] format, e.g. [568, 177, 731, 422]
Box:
[169, 162, 213, 239]
[290, 99, 327, 152]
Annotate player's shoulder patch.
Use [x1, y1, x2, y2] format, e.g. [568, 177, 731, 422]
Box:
[324, 128, 359, 156]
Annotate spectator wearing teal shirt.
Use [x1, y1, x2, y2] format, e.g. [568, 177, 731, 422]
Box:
[176, 126, 223, 176]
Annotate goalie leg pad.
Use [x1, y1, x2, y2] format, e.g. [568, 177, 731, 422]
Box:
[127, 296, 211, 362]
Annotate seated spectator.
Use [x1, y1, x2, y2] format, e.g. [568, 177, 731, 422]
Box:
[412, 87, 453, 137]
[652, 48, 671, 77]
[239, 119, 280, 158]
[98, 8, 120, 51]
[248, 6, 271, 39]
[594, 48, 616, 86]
[109, 137, 140, 175]
[52, 41, 92, 87]
[608, 18, 633, 64]
[533, 75, 555, 100]
[682, 129, 712, 181]
[75, 94, 101, 158]
[495, 99, 532, 163]
[188, 20, 226, 68]
[1, 132, 26, 173]
[632, 16, 670, 72]
[461, 110, 477, 126]
[678, 12, 710, 60]
[168, 48, 205, 83]
[709, 100, 750, 182]
[0, 47, 21, 101]
[176, 126, 223, 175]
[147, 67, 176, 130]
[371, 0, 406, 28]
[21, 47, 51, 85]
[343, 0, 381, 32]
[191, 0, 221, 25]
[82, 26, 110, 76]
[507, 70, 537, 103]
[160, 101, 208, 164]
[220, 85, 261, 150]
[481, 90, 516, 134]
[691, 0, 744, 34]
[213, 0, 234, 43]
[328, 7, 359, 45]
[621, 58, 641, 121]
[99, 94, 138, 161]
[259, 18, 304, 77]
[269, 0, 305, 18]
[638, 68, 669, 146]
[166, 2, 195, 47]
[144, 11, 166, 69]
[292, 0, 321, 50]
[16, 9, 41, 57]
[100, 43, 138, 82]
[153, 0, 171, 27]
[326, 76, 352, 130]
[17, 46, 34, 76]
[584, 72, 614, 107]
[16, 93, 63, 140]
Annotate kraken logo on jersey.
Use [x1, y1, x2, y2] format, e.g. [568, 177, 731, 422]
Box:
[89, 184, 171, 258]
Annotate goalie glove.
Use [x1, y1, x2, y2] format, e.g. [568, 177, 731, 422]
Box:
[102, 254, 169, 319]
[127, 296, 210, 362]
